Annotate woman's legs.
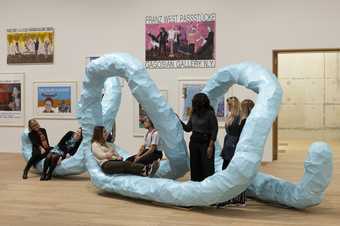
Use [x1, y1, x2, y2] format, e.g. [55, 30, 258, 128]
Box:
[41, 153, 53, 180]
[201, 144, 215, 179]
[135, 150, 163, 165]
[45, 154, 61, 180]
[101, 160, 145, 176]
[23, 149, 49, 179]
[189, 140, 203, 181]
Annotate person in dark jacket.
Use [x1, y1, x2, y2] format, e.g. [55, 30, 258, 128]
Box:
[179, 93, 218, 182]
[22, 119, 53, 179]
[40, 128, 83, 180]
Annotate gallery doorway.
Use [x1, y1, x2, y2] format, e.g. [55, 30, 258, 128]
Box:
[273, 49, 340, 160]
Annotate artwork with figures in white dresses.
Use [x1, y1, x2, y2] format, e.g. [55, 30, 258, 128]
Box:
[7, 27, 54, 64]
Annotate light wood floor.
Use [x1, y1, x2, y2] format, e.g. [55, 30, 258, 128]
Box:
[0, 140, 339, 226]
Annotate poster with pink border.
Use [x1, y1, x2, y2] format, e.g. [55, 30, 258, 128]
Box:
[145, 13, 216, 69]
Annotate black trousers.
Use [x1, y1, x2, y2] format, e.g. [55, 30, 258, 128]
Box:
[24, 147, 52, 173]
[189, 133, 215, 182]
[101, 160, 145, 175]
[126, 150, 163, 165]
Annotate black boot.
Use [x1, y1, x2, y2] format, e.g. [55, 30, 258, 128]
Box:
[40, 173, 47, 181]
[22, 169, 28, 179]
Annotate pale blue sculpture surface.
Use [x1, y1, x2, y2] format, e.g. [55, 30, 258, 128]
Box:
[78, 53, 332, 208]
[21, 52, 332, 208]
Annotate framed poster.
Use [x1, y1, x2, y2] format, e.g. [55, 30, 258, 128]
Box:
[33, 81, 77, 119]
[133, 90, 168, 137]
[85, 56, 124, 87]
[145, 13, 216, 69]
[178, 78, 228, 127]
[7, 27, 54, 64]
[0, 73, 25, 126]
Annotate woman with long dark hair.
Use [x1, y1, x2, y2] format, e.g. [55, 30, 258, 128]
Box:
[40, 128, 83, 180]
[179, 93, 218, 181]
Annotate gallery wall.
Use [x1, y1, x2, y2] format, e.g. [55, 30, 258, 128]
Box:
[1, 0, 340, 162]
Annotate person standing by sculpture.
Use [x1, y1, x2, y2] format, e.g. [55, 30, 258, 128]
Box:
[179, 93, 218, 182]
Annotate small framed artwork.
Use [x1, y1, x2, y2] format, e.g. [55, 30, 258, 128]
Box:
[178, 78, 228, 127]
[33, 81, 77, 119]
[133, 90, 168, 137]
[85, 56, 124, 87]
[0, 73, 25, 126]
[7, 27, 54, 64]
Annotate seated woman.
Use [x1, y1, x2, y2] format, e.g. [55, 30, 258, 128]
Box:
[91, 126, 148, 176]
[126, 116, 163, 175]
[23, 119, 53, 179]
[40, 128, 83, 180]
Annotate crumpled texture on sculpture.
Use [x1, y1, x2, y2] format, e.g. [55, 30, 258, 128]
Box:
[204, 64, 333, 209]
[246, 142, 333, 209]
[21, 129, 86, 176]
[79, 53, 285, 207]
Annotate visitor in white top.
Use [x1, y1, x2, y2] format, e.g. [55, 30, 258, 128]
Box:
[126, 116, 163, 176]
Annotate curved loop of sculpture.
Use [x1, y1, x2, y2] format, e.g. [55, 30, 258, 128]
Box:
[26, 52, 330, 208]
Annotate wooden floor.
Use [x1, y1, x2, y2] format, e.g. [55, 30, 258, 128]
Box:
[0, 140, 339, 226]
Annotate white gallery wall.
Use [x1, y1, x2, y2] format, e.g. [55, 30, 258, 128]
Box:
[1, 0, 340, 162]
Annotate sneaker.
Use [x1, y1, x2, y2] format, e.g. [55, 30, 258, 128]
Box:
[40, 175, 45, 181]
[236, 203, 246, 207]
[149, 160, 160, 177]
[142, 164, 153, 176]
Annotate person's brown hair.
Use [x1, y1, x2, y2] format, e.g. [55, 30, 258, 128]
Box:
[91, 126, 107, 146]
[240, 99, 255, 122]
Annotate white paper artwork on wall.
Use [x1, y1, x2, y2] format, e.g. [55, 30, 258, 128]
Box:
[0, 73, 25, 126]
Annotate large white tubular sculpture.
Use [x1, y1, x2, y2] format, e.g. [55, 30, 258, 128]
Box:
[78, 53, 333, 208]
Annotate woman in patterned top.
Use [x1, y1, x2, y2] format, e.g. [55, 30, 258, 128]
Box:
[40, 128, 83, 180]
[23, 119, 53, 179]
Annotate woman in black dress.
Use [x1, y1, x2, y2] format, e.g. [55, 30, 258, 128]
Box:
[221, 96, 241, 168]
[221, 97, 255, 206]
[23, 119, 53, 179]
[179, 93, 218, 182]
[40, 128, 83, 180]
